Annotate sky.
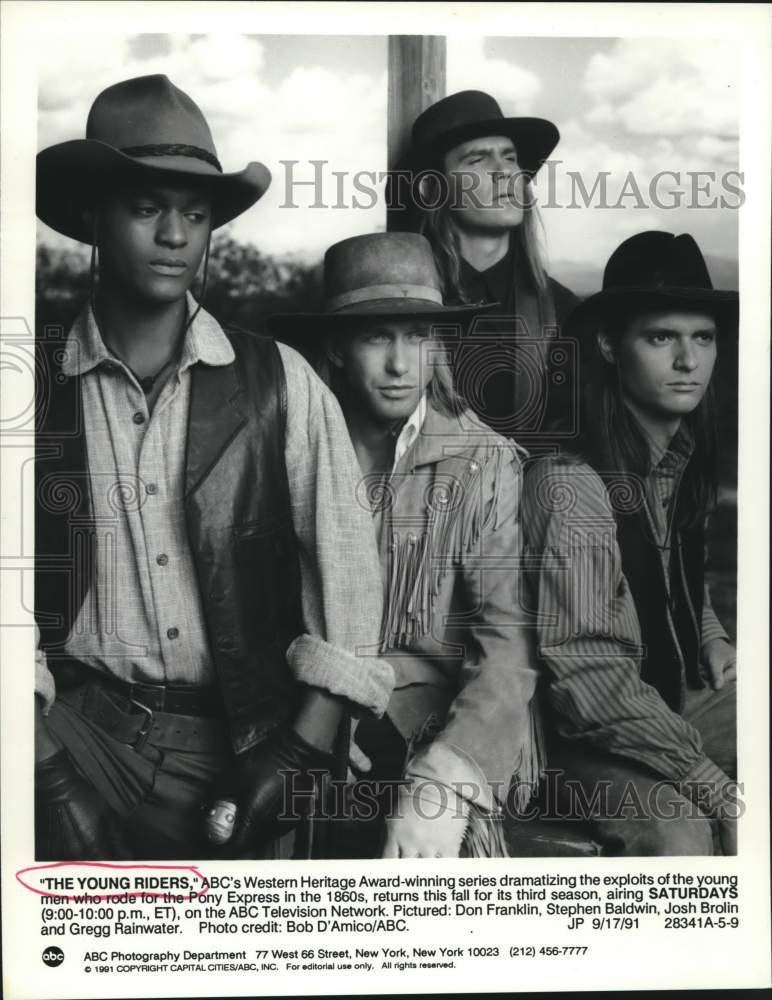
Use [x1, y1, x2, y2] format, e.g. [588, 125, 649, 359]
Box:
[36, 31, 741, 289]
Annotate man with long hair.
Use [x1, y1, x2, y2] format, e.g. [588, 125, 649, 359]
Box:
[271, 232, 543, 857]
[34, 75, 390, 860]
[522, 231, 738, 856]
[390, 90, 578, 438]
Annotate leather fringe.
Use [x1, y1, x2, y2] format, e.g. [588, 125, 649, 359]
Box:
[509, 697, 546, 815]
[382, 444, 511, 649]
[461, 802, 509, 858]
[386, 442, 546, 817]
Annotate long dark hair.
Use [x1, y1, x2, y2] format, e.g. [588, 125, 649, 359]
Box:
[573, 306, 719, 529]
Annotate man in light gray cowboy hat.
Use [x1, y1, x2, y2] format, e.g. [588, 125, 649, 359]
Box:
[34, 74, 390, 860]
[271, 233, 543, 858]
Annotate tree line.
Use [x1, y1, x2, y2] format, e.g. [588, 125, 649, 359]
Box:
[35, 233, 323, 333]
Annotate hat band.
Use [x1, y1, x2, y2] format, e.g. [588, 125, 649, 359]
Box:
[120, 143, 223, 172]
[328, 283, 443, 312]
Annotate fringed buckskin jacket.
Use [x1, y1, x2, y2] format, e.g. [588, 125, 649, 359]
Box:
[369, 402, 543, 812]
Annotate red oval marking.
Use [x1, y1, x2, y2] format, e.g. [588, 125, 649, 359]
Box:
[15, 862, 210, 902]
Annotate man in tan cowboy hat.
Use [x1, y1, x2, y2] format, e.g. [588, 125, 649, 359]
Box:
[389, 90, 578, 439]
[272, 232, 543, 857]
[34, 74, 390, 860]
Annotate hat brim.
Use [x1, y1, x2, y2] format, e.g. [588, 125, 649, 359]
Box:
[566, 286, 739, 333]
[268, 299, 498, 338]
[36, 139, 271, 243]
[402, 116, 559, 178]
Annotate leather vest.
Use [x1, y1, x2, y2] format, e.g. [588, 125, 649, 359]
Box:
[35, 324, 303, 754]
[613, 469, 705, 713]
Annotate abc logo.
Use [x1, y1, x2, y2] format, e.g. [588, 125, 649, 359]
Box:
[42, 947, 64, 967]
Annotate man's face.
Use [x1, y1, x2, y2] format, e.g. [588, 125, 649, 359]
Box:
[442, 134, 528, 233]
[603, 309, 718, 424]
[331, 318, 438, 426]
[94, 176, 212, 305]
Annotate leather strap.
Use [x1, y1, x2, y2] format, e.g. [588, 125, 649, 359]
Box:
[55, 660, 224, 717]
[97, 672, 224, 717]
[63, 682, 230, 754]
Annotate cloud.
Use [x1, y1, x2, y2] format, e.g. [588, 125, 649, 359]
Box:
[35, 32, 739, 266]
[36, 31, 386, 257]
[538, 119, 740, 274]
[583, 39, 739, 137]
[693, 134, 740, 166]
[188, 33, 265, 81]
[447, 37, 541, 112]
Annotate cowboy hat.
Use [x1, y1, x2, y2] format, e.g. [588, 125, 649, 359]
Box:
[267, 232, 497, 339]
[36, 74, 271, 244]
[566, 231, 738, 330]
[399, 90, 559, 177]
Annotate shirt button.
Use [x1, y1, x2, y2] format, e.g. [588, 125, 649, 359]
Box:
[167, 627, 179, 640]
[156, 553, 169, 566]
[133, 411, 145, 425]
[146, 483, 158, 495]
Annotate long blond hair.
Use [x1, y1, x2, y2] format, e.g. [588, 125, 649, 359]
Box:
[417, 177, 551, 312]
[319, 325, 467, 419]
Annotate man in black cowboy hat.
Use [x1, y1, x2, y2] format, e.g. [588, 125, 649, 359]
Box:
[34, 74, 390, 860]
[390, 90, 578, 439]
[272, 233, 543, 858]
[522, 231, 738, 855]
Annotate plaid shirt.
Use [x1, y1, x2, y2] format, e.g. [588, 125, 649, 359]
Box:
[49, 298, 390, 714]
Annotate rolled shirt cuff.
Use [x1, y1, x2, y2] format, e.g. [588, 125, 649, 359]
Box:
[286, 634, 394, 717]
[35, 656, 56, 714]
[406, 740, 495, 812]
[700, 600, 730, 649]
[679, 755, 739, 819]
[700, 623, 731, 651]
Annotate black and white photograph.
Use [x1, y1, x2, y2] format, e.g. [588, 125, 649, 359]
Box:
[1, 2, 770, 996]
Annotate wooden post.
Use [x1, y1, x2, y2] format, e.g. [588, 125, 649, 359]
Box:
[387, 35, 446, 230]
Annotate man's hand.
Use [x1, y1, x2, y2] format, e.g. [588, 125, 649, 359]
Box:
[717, 817, 737, 856]
[35, 625, 56, 715]
[224, 727, 335, 857]
[701, 638, 736, 690]
[36, 750, 131, 860]
[346, 720, 372, 783]
[382, 779, 469, 859]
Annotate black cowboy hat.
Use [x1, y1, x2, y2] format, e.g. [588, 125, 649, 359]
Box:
[36, 74, 271, 244]
[399, 89, 559, 177]
[566, 231, 738, 330]
[268, 232, 497, 340]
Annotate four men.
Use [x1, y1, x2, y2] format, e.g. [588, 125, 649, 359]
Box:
[34, 75, 739, 859]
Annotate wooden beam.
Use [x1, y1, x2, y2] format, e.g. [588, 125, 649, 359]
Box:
[387, 35, 446, 230]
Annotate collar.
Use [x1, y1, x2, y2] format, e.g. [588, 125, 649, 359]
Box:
[648, 423, 695, 474]
[61, 292, 235, 378]
[392, 393, 427, 472]
[395, 397, 527, 472]
[459, 239, 515, 302]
